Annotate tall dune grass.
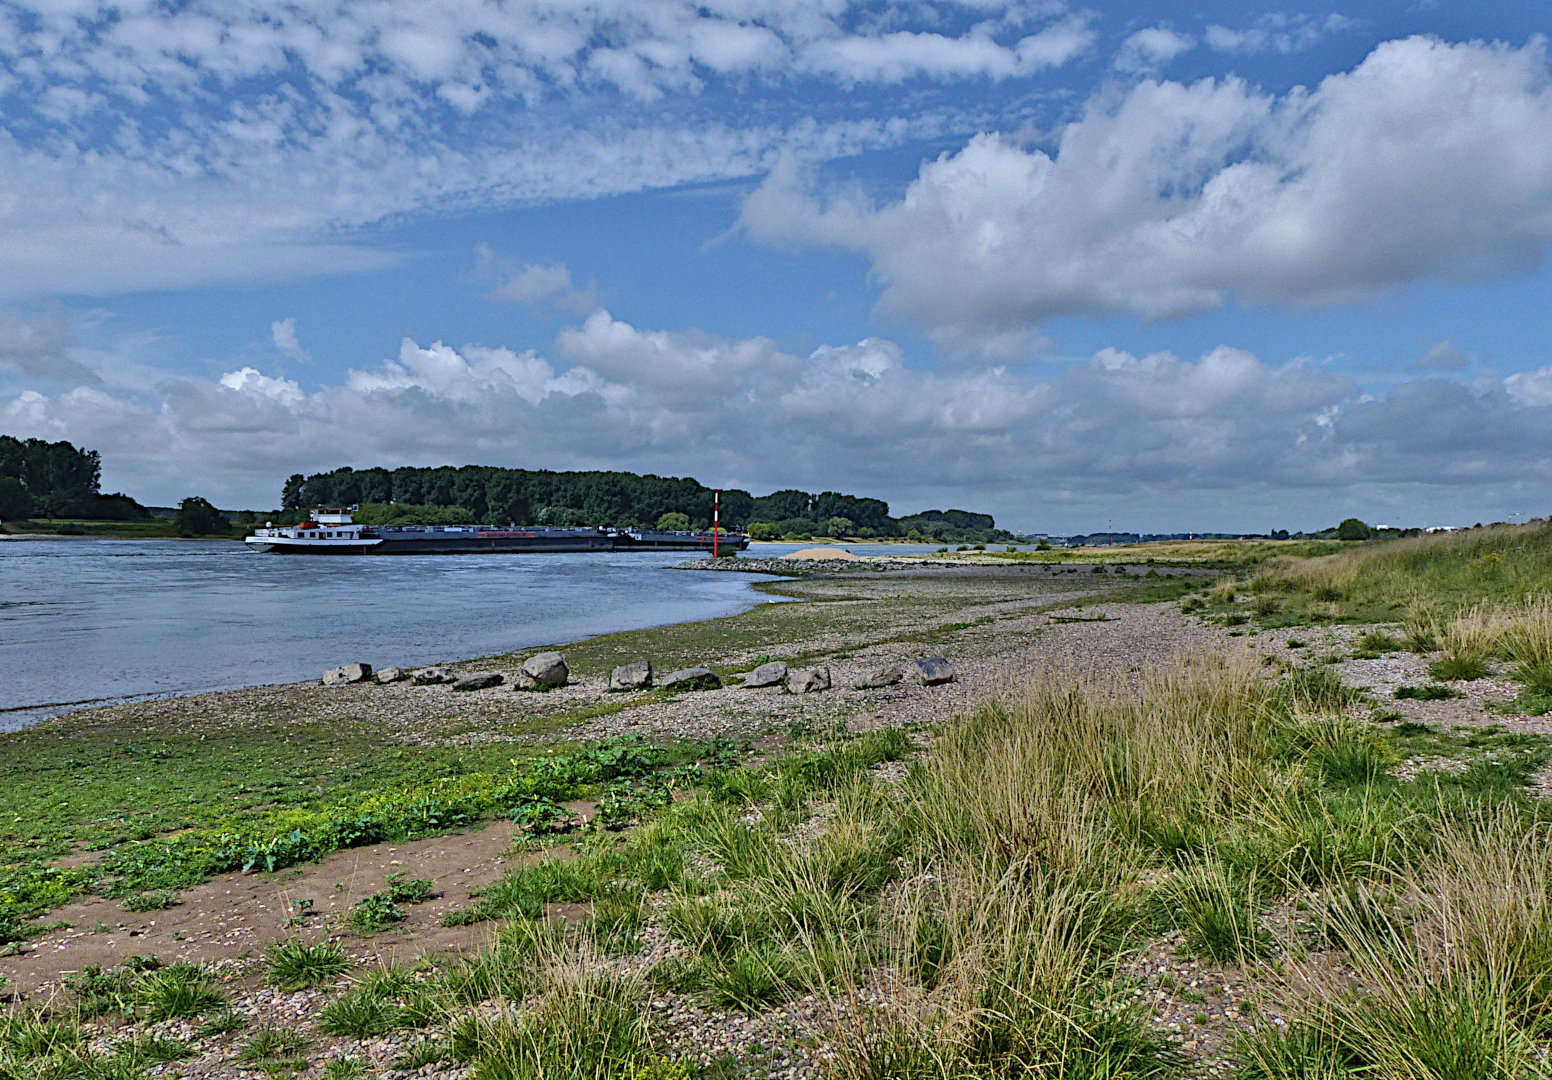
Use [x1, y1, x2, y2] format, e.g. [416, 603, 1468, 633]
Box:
[1265, 804, 1552, 1079]
[1254, 521, 1552, 619]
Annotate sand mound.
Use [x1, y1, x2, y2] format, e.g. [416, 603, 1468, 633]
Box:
[779, 547, 861, 561]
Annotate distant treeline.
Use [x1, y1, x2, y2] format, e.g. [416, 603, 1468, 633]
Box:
[283, 466, 1012, 542]
[0, 436, 149, 521]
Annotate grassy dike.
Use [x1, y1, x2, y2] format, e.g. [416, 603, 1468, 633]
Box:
[7, 528, 1552, 1080]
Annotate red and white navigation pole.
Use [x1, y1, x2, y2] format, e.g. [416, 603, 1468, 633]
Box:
[713, 489, 720, 558]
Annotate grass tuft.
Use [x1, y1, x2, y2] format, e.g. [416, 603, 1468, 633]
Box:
[266, 939, 350, 991]
[1428, 655, 1490, 681]
[135, 963, 227, 1021]
[1164, 859, 1272, 963]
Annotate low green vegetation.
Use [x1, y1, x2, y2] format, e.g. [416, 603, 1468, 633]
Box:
[6, 649, 1552, 1078]
[1254, 520, 1552, 622]
[266, 940, 350, 991]
[0, 729, 723, 944]
[348, 873, 437, 933]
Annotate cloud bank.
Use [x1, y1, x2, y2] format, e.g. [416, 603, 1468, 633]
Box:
[6, 314, 1551, 531]
[743, 36, 1552, 351]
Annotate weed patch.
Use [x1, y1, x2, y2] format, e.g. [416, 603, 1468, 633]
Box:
[1429, 655, 1490, 681]
[1395, 684, 1462, 701]
[266, 939, 350, 991]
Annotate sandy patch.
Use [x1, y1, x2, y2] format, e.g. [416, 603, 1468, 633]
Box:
[779, 547, 861, 561]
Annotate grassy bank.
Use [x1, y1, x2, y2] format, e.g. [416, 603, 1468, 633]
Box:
[6, 530, 1552, 1076]
[984, 537, 1349, 567]
[9, 654, 1550, 1078]
[1254, 521, 1552, 619]
[1, 565, 1109, 945]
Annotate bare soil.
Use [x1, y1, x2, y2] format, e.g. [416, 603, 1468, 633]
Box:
[0, 821, 574, 998]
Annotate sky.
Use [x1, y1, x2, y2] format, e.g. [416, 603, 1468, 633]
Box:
[1, 0, 1551, 534]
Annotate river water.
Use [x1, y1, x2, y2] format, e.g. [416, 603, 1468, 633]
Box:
[0, 537, 976, 731]
[0, 538, 801, 731]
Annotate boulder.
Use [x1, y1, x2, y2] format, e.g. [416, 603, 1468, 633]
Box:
[452, 672, 504, 692]
[322, 662, 372, 686]
[852, 665, 904, 690]
[412, 666, 455, 685]
[911, 657, 956, 686]
[662, 667, 722, 692]
[375, 667, 407, 684]
[789, 667, 831, 694]
[517, 651, 569, 689]
[609, 660, 653, 691]
[743, 661, 788, 688]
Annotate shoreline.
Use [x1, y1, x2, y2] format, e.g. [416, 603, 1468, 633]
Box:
[0, 555, 794, 733]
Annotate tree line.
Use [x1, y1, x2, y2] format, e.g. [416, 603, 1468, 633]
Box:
[0, 436, 149, 522]
[282, 465, 1011, 541]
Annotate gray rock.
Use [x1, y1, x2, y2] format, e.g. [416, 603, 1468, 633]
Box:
[743, 661, 788, 688]
[852, 665, 904, 690]
[662, 667, 721, 692]
[411, 666, 455, 685]
[789, 667, 831, 694]
[912, 656, 956, 685]
[322, 662, 372, 686]
[609, 660, 653, 691]
[375, 667, 407, 684]
[452, 672, 504, 692]
[519, 651, 569, 688]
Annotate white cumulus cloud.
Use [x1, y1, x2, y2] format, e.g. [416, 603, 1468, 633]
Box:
[1113, 27, 1195, 72]
[1205, 13, 1354, 56]
[743, 36, 1552, 352]
[0, 307, 99, 383]
[0, 1, 1096, 297]
[271, 318, 309, 362]
[6, 316, 1552, 531]
[487, 261, 601, 314]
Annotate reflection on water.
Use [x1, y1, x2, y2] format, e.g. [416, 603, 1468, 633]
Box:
[0, 539, 784, 731]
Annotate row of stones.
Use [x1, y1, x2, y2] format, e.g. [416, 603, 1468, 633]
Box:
[321, 653, 955, 694]
[319, 651, 569, 692]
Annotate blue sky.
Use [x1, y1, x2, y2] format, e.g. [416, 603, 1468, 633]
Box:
[2, 0, 1551, 533]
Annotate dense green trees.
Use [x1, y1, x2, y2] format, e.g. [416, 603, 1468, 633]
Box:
[175, 496, 232, 536]
[286, 465, 741, 531]
[282, 464, 1010, 542]
[0, 476, 31, 520]
[0, 436, 148, 520]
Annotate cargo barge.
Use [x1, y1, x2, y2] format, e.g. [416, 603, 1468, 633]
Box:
[243, 509, 748, 555]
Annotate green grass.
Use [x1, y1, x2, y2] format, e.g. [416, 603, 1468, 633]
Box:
[0, 518, 201, 539]
[1429, 655, 1490, 681]
[120, 888, 178, 912]
[9, 647, 1551, 1079]
[195, 1011, 248, 1037]
[266, 939, 350, 991]
[135, 963, 228, 1021]
[1256, 521, 1552, 623]
[470, 968, 656, 1080]
[348, 872, 440, 931]
[1395, 684, 1462, 701]
[239, 1025, 311, 1069]
[0, 733, 711, 939]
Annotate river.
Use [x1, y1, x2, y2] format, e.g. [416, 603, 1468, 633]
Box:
[0, 537, 979, 731]
[1, 538, 802, 731]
